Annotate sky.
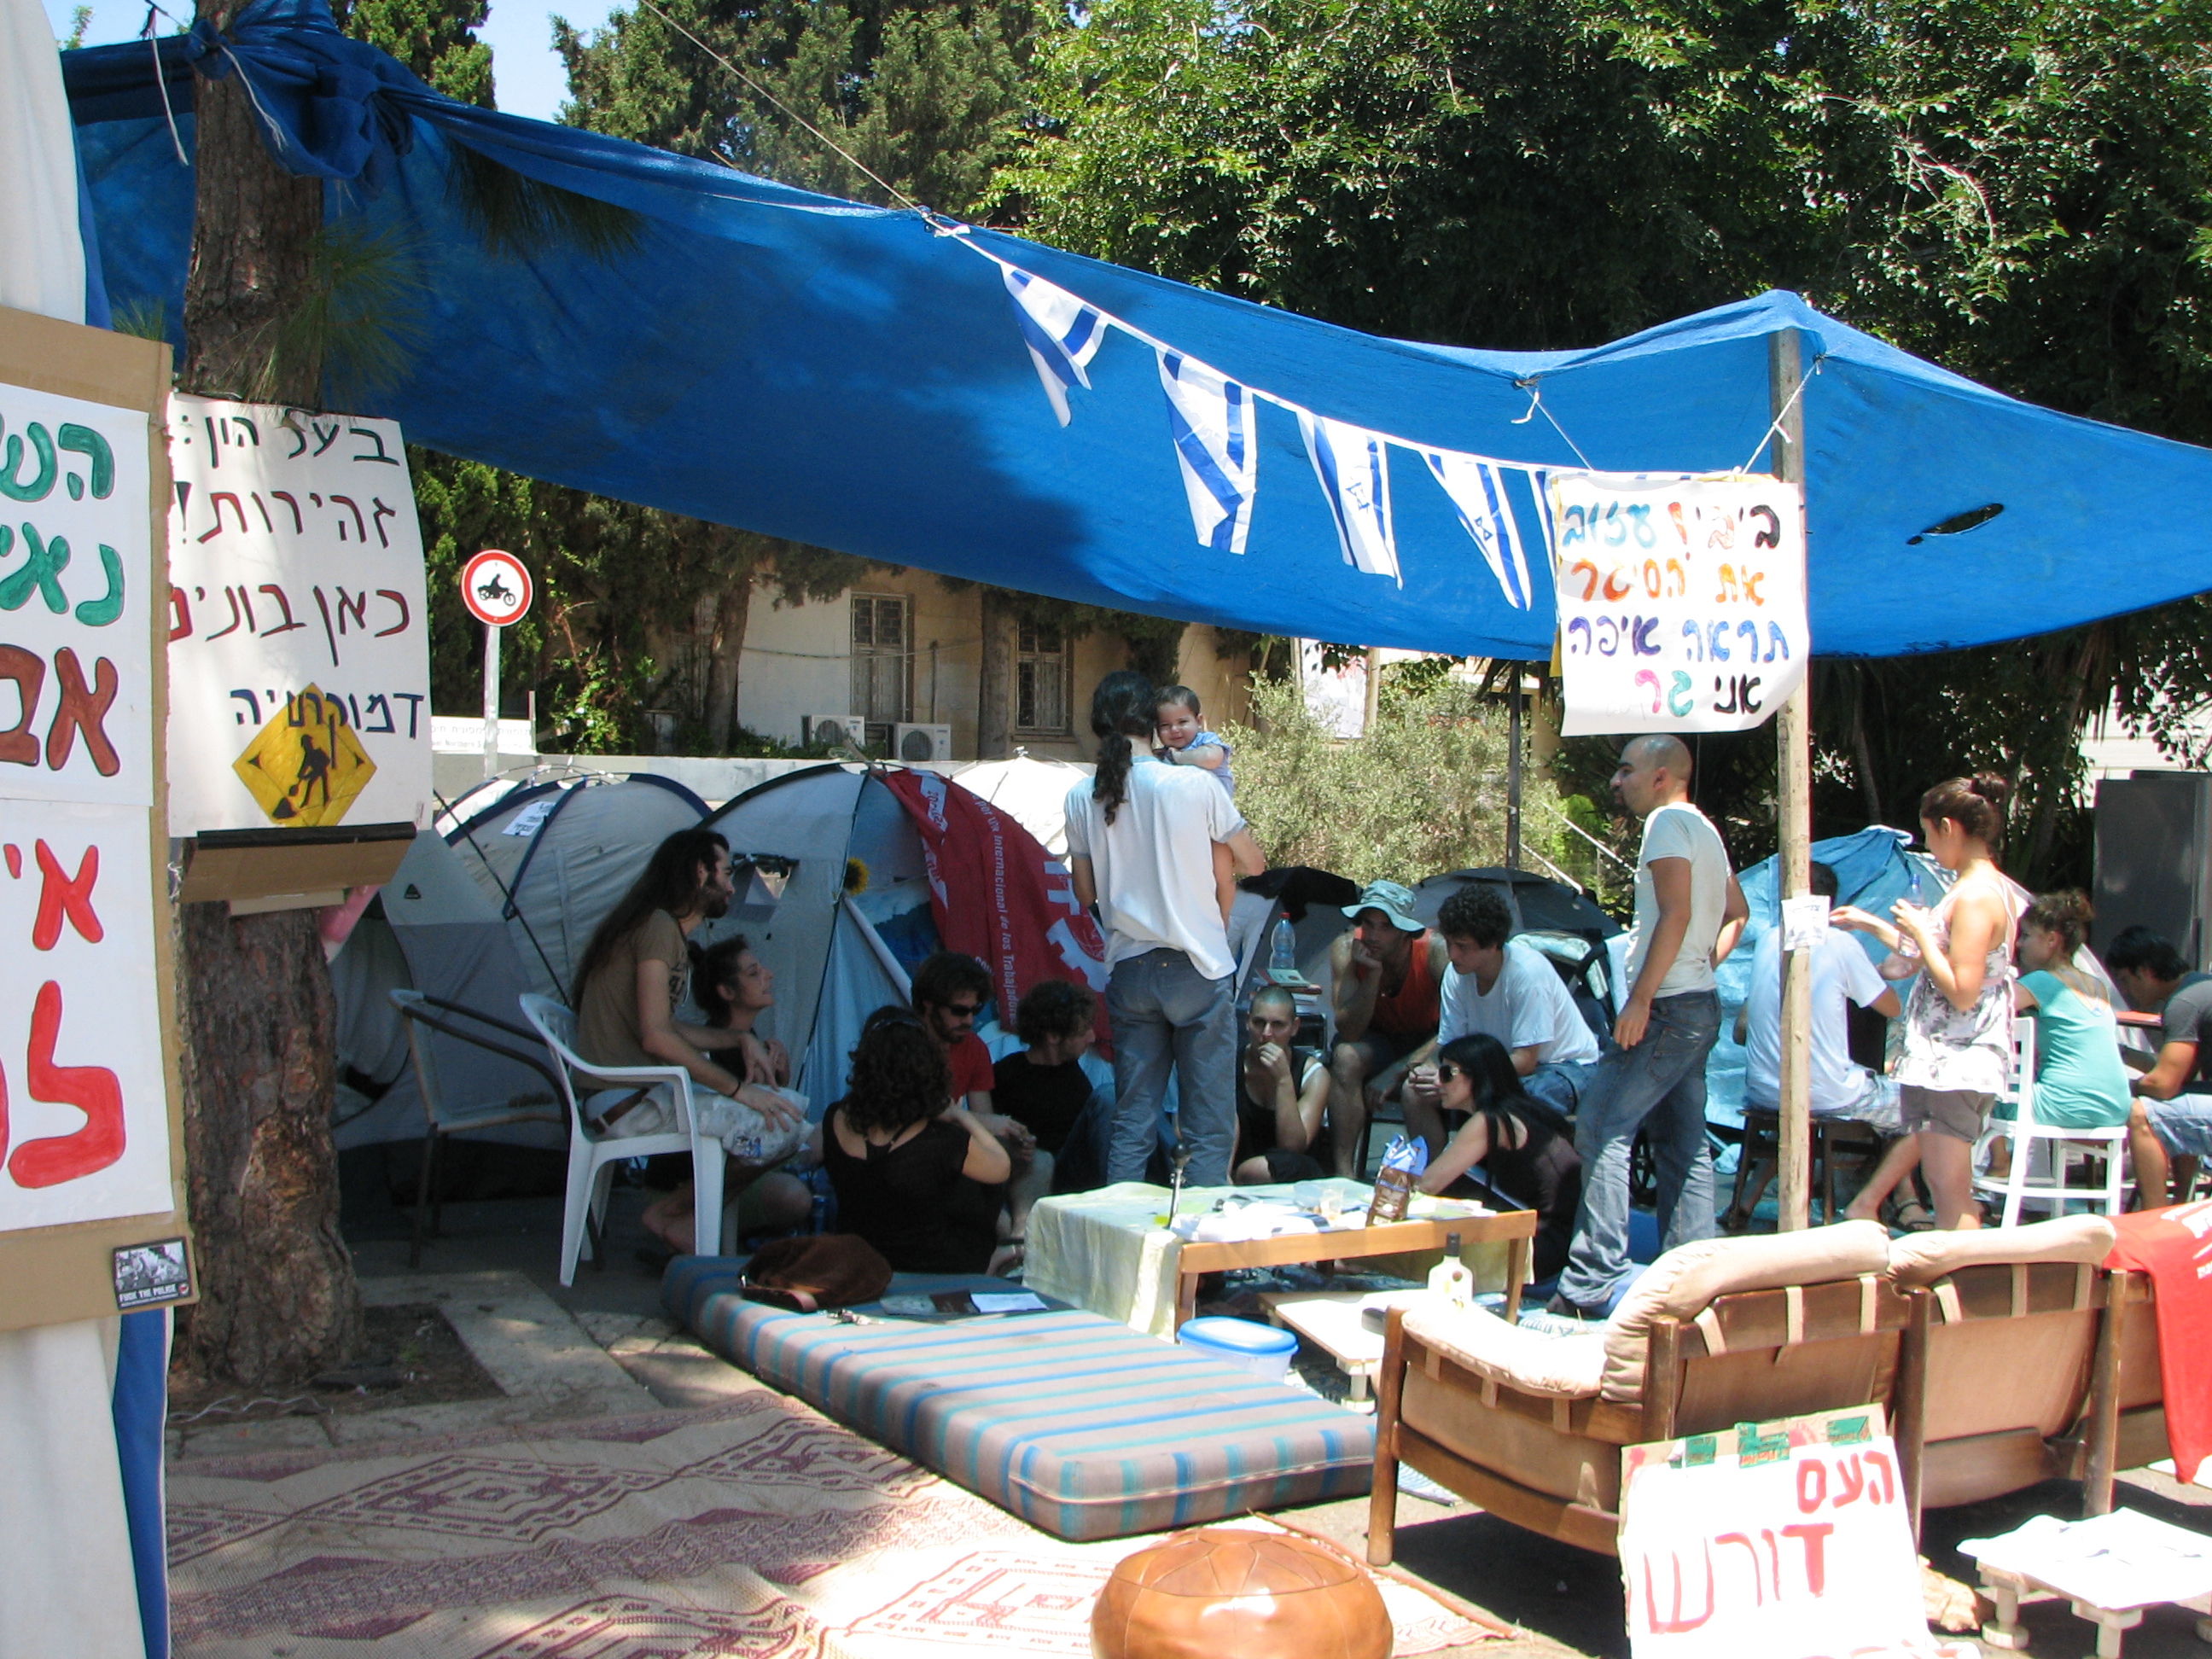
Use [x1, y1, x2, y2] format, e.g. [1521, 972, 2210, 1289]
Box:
[40, 0, 608, 122]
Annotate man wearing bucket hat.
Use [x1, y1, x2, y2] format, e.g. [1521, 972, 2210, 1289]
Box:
[1325, 879, 1452, 1177]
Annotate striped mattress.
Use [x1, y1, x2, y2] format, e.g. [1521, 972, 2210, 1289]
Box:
[666, 1258, 1373, 1540]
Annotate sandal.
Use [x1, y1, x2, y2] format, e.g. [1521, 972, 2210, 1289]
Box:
[987, 1237, 1027, 1278]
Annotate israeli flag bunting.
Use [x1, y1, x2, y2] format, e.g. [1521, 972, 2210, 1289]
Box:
[1300, 412, 1400, 584]
[1424, 450, 1536, 608]
[1004, 267, 1106, 426]
[1157, 351, 1258, 556]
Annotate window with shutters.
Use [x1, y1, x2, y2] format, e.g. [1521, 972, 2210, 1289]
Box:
[849, 593, 911, 725]
[1015, 617, 1070, 734]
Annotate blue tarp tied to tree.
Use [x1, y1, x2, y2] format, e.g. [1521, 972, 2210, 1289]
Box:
[64, 0, 2212, 659]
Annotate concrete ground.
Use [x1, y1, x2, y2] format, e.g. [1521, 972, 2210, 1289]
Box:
[265, 1164, 2212, 1659]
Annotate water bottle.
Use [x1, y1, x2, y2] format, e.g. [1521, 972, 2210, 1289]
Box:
[1270, 917, 1297, 980]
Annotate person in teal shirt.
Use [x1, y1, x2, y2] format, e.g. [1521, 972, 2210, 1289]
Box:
[2004, 891, 2131, 1129]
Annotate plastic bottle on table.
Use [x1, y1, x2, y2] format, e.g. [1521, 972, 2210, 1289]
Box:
[1270, 917, 1298, 980]
[1426, 1232, 1473, 1310]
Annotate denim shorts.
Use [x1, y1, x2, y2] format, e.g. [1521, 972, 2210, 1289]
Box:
[2147, 1094, 2212, 1160]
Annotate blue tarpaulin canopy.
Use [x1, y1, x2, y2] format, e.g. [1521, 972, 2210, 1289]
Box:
[62, 0, 2212, 659]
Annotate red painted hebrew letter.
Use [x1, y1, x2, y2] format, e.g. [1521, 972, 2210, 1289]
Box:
[9, 981, 125, 1187]
[31, 839, 101, 949]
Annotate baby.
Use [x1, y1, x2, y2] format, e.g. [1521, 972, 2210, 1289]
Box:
[1154, 686, 1240, 921]
[1153, 685, 1235, 795]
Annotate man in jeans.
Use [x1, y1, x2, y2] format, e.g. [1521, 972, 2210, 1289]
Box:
[1067, 671, 1267, 1188]
[1552, 735, 1746, 1318]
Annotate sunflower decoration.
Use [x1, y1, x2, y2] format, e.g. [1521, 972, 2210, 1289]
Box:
[844, 857, 870, 895]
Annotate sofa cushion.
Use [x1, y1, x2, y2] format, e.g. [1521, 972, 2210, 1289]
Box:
[1403, 1305, 1607, 1399]
[1599, 1220, 1892, 1401]
[1886, 1214, 2117, 1288]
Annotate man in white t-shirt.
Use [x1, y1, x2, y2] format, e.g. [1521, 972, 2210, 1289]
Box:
[1552, 734, 1747, 1318]
[1403, 883, 1602, 1157]
[1066, 672, 1266, 1188]
[1727, 862, 1907, 1225]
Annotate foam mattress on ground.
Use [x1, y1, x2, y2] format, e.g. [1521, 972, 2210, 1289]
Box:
[665, 1257, 1373, 1540]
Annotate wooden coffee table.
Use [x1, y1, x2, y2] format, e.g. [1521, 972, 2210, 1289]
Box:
[1173, 1208, 1538, 1330]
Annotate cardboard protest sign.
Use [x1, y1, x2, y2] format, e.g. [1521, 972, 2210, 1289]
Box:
[1618, 1406, 1970, 1659]
[165, 394, 431, 837]
[0, 307, 193, 1330]
[1551, 474, 1808, 736]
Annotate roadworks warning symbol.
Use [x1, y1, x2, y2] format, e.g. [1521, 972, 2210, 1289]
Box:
[233, 684, 375, 826]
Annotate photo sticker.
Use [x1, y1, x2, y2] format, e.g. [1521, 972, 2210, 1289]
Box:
[113, 1238, 191, 1309]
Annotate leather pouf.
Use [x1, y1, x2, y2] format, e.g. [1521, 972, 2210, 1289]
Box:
[1091, 1528, 1392, 1659]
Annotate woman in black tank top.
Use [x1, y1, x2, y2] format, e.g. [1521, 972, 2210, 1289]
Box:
[1417, 1033, 1583, 1282]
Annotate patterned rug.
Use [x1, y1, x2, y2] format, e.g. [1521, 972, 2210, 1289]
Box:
[168, 1384, 1497, 1657]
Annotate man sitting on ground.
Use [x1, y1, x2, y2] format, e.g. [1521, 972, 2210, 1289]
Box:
[1405, 885, 1601, 1158]
[2107, 927, 2212, 1206]
[573, 829, 809, 1254]
[1326, 880, 1452, 1176]
[910, 950, 1038, 1269]
[1233, 985, 1332, 1185]
[992, 978, 1103, 1214]
[1720, 863, 1908, 1224]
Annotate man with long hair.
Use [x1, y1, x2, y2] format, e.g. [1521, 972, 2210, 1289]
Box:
[1065, 670, 1266, 1188]
[572, 828, 807, 1254]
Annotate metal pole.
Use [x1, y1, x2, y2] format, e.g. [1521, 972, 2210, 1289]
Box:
[1507, 672, 1524, 869]
[1772, 329, 1815, 1231]
[482, 621, 501, 780]
[1362, 647, 1382, 736]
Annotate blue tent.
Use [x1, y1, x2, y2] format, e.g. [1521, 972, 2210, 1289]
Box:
[63, 0, 2212, 659]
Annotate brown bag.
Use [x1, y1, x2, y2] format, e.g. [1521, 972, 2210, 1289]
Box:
[739, 1235, 894, 1312]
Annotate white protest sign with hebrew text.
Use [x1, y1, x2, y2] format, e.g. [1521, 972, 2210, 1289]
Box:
[1551, 474, 1807, 736]
[1618, 1407, 1972, 1659]
[166, 394, 431, 835]
[0, 373, 170, 1234]
[0, 386, 154, 804]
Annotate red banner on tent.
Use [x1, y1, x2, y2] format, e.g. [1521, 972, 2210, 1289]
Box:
[880, 769, 1111, 1052]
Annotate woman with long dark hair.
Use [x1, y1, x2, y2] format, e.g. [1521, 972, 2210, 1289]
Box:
[1063, 671, 1266, 1187]
[1835, 775, 2023, 1230]
[1416, 1033, 1584, 1281]
[822, 1009, 1011, 1273]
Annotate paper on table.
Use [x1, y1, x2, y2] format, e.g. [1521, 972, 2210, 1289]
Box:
[1781, 894, 1831, 952]
[971, 1291, 1046, 1313]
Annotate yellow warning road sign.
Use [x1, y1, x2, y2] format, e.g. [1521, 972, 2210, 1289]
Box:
[232, 684, 376, 827]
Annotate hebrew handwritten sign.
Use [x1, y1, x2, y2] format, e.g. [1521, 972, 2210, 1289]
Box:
[1618, 1407, 1970, 1659]
[1550, 473, 1808, 736]
[166, 394, 431, 835]
[0, 375, 171, 1234]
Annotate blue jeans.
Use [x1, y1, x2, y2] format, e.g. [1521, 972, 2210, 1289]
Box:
[1557, 991, 1720, 1309]
[1106, 948, 1238, 1188]
[1526, 1060, 1598, 1117]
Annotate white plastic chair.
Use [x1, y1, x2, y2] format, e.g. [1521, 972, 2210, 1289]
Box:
[520, 993, 725, 1285]
[1974, 1019, 2128, 1227]
[389, 990, 565, 1269]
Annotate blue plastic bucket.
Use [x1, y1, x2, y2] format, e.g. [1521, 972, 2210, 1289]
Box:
[1176, 1316, 1298, 1382]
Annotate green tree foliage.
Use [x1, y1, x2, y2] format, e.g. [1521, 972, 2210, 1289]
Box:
[556, 0, 1033, 214]
[1005, 0, 2212, 884]
[339, 0, 495, 104]
[1224, 673, 1574, 887]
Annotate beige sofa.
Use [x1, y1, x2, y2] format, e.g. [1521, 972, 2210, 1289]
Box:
[1367, 1215, 2131, 1564]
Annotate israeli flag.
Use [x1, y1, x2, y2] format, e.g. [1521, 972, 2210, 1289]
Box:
[1300, 412, 1399, 584]
[1423, 449, 1535, 608]
[1004, 267, 1106, 426]
[1158, 351, 1258, 556]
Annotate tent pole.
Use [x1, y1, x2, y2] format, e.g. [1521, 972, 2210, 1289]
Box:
[1772, 329, 1814, 1231]
[1507, 671, 1524, 869]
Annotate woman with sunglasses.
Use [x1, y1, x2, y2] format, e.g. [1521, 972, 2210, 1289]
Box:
[1417, 1033, 1584, 1282]
[822, 1007, 1013, 1273]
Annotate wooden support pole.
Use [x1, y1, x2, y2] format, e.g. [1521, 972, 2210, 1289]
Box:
[1507, 672, 1525, 869]
[1773, 328, 1815, 1231]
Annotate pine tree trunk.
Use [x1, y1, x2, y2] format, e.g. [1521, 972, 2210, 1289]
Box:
[978, 588, 1011, 759]
[172, 22, 362, 1384]
[701, 579, 754, 752]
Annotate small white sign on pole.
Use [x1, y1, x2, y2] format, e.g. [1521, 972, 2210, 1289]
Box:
[165, 394, 432, 835]
[1618, 1407, 1971, 1659]
[1551, 473, 1808, 736]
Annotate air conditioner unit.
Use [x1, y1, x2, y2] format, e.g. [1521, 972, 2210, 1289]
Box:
[809, 713, 869, 751]
[894, 722, 954, 762]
